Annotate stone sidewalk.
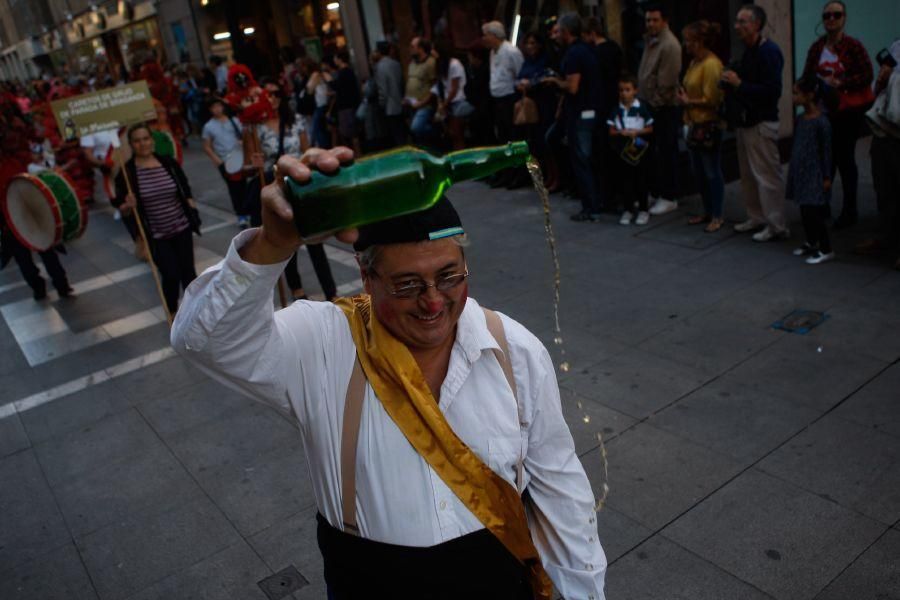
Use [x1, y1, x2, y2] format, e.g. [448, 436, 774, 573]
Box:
[0, 140, 897, 600]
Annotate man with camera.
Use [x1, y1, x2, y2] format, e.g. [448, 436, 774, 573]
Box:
[721, 4, 788, 243]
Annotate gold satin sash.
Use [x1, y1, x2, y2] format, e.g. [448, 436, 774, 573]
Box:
[335, 295, 553, 600]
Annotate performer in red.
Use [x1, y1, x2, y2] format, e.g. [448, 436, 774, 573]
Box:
[141, 60, 186, 143]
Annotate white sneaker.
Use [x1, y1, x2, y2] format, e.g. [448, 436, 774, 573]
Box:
[806, 251, 835, 265]
[635, 211, 650, 226]
[793, 243, 815, 257]
[619, 211, 634, 225]
[734, 219, 764, 233]
[752, 227, 789, 242]
[649, 198, 678, 216]
[648, 196, 660, 210]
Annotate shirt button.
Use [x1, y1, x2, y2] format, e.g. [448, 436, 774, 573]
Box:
[588, 536, 594, 543]
[439, 500, 447, 510]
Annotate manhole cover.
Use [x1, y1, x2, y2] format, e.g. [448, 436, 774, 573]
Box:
[772, 310, 828, 334]
[258, 565, 309, 600]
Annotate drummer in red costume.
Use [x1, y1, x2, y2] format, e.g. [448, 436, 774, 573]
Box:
[0, 92, 74, 300]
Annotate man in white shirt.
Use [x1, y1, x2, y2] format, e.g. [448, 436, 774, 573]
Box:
[201, 97, 250, 228]
[482, 21, 527, 188]
[171, 148, 607, 600]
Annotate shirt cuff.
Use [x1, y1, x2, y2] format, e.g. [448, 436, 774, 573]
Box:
[224, 228, 291, 281]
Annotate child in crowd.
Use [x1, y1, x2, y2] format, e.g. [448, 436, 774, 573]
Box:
[787, 76, 836, 265]
[27, 144, 50, 175]
[608, 75, 654, 226]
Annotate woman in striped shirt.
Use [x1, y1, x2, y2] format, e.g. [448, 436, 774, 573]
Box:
[114, 124, 199, 314]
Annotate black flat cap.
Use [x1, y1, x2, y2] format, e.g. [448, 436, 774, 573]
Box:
[353, 196, 464, 252]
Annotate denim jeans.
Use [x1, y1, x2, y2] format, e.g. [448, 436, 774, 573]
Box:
[410, 107, 435, 142]
[311, 105, 331, 149]
[689, 145, 725, 219]
[568, 116, 600, 216]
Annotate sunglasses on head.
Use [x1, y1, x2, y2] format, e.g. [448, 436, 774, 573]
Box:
[822, 11, 844, 20]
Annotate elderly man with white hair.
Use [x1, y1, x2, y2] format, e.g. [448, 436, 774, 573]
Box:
[482, 20, 526, 188]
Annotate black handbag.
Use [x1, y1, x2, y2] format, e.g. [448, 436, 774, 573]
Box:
[685, 120, 722, 150]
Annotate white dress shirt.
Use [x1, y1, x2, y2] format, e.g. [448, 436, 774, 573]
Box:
[490, 40, 525, 98]
[171, 230, 607, 599]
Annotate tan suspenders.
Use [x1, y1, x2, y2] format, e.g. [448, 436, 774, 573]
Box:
[339, 308, 525, 535]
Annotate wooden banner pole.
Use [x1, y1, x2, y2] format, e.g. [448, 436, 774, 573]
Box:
[119, 156, 174, 326]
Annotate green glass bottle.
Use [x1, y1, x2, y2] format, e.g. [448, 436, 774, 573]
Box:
[284, 142, 530, 238]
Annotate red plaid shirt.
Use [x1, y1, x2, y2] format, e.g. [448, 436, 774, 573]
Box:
[802, 34, 873, 93]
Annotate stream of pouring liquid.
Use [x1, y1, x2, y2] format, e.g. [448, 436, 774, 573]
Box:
[526, 158, 609, 512]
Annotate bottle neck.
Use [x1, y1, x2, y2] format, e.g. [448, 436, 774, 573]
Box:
[445, 142, 530, 183]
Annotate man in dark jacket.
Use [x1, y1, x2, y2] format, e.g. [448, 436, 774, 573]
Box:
[722, 4, 788, 242]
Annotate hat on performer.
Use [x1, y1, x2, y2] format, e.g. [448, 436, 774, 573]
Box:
[353, 196, 464, 252]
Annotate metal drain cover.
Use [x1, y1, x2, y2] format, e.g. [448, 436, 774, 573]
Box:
[258, 565, 309, 600]
[772, 310, 828, 334]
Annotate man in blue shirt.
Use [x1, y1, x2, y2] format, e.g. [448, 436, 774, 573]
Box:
[722, 4, 788, 242]
[547, 14, 603, 222]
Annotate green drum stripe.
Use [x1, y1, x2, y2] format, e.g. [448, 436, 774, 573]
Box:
[37, 172, 81, 242]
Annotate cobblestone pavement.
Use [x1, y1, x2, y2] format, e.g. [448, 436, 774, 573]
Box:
[1, 139, 898, 599]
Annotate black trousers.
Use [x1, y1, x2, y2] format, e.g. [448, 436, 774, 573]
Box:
[871, 135, 900, 249]
[284, 244, 337, 300]
[800, 205, 832, 253]
[829, 109, 865, 220]
[317, 514, 531, 600]
[648, 105, 681, 200]
[9, 236, 69, 295]
[616, 159, 649, 212]
[150, 228, 197, 313]
[218, 164, 249, 217]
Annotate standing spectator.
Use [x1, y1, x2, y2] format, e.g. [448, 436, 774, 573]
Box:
[304, 58, 331, 149]
[481, 21, 525, 188]
[516, 32, 559, 190]
[722, 4, 789, 242]
[637, 4, 682, 216]
[801, 2, 874, 229]
[115, 124, 199, 314]
[211, 55, 228, 95]
[464, 46, 495, 147]
[608, 74, 654, 226]
[677, 20, 726, 233]
[372, 41, 405, 148]
[251, 80, 337, 301]
[330, 50, 361, 150]
[863, 40, 900, 270]
[430, 45, 474, 150]
[547, 14, 602, 222]
[201, 97, 250, 228]
[787, 76, 835, 264]
[406, 37, 437, 143]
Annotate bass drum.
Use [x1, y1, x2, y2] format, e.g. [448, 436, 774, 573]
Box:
[2, 170, 88, 252]
[104, 127, 183, 199]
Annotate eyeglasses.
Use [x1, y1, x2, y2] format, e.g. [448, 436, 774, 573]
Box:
[371, 269, 469, 298]
[822, 11, 844, 20]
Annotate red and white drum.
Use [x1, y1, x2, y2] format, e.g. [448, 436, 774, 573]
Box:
[2, 170, 89, 252]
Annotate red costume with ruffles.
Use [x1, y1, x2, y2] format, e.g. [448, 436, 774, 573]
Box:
[141, 61, 185, 141]
[224, 63, 275, 124]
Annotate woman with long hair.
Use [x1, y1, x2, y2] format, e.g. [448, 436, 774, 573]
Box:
[114, 124, 199, 313]
[251, 79, 337, 302]
[801, 0, 874, 229]
[677, 20, 726, 232]
[431, 43, 474, 150]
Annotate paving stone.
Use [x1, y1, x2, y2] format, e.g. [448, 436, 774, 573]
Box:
[0, 450, 71, 571]
[53, 442, 204, 537]
[126, 541, 272, 600]
[720, 333, 890, 413]
[815, 529, 900, 600]
[33, 409, 165, 487]
[638, 307, 783, 376]
[604, 423, 743, 529]
[758, 415, 900, 526]
[113, 356, 209, 407]
[663, 469, 884, 600]
[18, 379, 128, 444]
[137, 377, 251, 438]
[0, 410, 30, 458]
[595, 506, 653, 563]
[0, 542, 98, 600]
[559, 387, 637, 456]
[648, 378, 820, 464]
[560, 347, 709, 419]
[830, 362, 900, 438]
[804, 301, 900, 363]
[635, 216, 738, 250]
[757, 261, 885, 307]
[606, 535, 773, 599]
[76, 496, 240, 600]
[248, 504, 324, 588]
[53, 284, 155, 334]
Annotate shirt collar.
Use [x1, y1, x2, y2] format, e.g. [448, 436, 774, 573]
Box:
[619, 98, 641, 110]
[454, 297, 500, 364]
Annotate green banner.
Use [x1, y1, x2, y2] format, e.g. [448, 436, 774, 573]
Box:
[50, 80, 157, 141]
